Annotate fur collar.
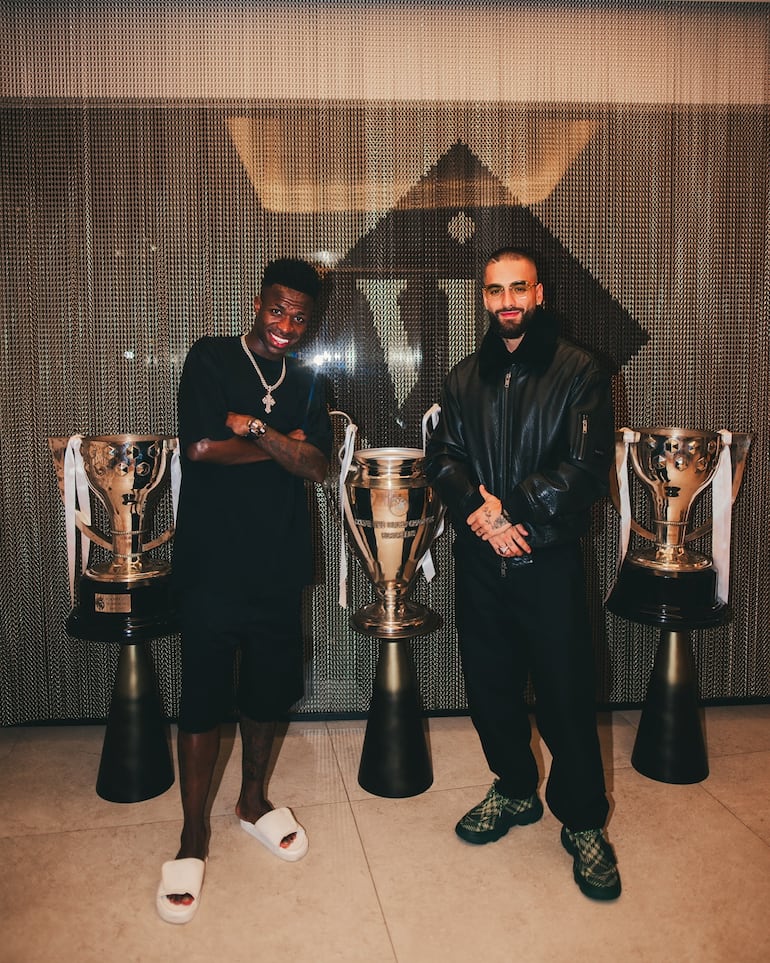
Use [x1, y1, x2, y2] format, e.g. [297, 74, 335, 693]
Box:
[478, 306, 560, 383]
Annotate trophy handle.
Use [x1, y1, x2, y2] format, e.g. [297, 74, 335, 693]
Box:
[329, 409, 356, 465]
[421, 403, 441, 453]
[419, 404, 443, 581]
[684, 432, 752, 541]
[327, 410, 358, 607]
[608, 433, 656, 542]
[143, 526, 176, 552]
[73, 514, 113, 552]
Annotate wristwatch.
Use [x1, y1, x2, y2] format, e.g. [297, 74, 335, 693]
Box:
[247, 417, 267, 438]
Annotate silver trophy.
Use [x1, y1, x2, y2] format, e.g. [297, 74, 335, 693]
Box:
[341, 446, 444, 638]
[48, 433, 179, 803]
[607, 426, 751, 626]
[49, 434, 179, 640]
[333, 409, 444, 797]
[607, 425, 751, 784]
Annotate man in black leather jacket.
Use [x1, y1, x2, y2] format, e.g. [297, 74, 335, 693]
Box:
[425, 247, 621, 901]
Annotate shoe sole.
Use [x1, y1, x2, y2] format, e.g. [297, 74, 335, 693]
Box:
[455, 798, 543, 845]
[560, 828, 622, 901]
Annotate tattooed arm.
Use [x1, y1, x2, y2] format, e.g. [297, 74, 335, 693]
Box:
[185, 413, 328, 483]
[466, 484, 532, 557]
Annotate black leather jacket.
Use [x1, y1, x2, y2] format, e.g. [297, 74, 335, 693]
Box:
[425, 308, 614, 558]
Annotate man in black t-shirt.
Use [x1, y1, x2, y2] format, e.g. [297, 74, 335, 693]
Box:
[157, 259, 333, 925]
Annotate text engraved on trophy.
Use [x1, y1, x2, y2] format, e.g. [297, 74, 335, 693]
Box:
[353, 516, 435, 539]
[94, 593, 132, 613]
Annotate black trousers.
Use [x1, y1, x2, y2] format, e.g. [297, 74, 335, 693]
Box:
[455, 542, 610, 831]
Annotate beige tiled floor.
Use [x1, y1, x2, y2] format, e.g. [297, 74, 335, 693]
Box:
[2, 706, 770, 962]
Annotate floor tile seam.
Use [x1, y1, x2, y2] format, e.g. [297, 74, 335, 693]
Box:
[718, 816, 770, 852]
[705, 746, 770, 761]
[345, 795, 401, 963]
[693, 787, 770, 847]
[0, 798, 361, 844]
[323, 719, 368, 806]
[0, 821, 165, 843]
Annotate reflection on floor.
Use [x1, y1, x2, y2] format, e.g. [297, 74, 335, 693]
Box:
[2, 706, 770, 962]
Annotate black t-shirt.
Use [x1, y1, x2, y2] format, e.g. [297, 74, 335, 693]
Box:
[172, 336, 333, 599]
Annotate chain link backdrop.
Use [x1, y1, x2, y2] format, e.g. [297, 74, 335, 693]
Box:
[1, 3, 769, 725]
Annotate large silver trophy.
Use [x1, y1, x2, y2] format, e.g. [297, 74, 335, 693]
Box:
[341, 447, 444, 638]
[49, 434, 179, 641]
[607, 426, 751, 784]
[49, 433, 179, 803]
[334, 408, 444, 797]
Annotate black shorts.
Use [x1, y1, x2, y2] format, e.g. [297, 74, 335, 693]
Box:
[176, 588, 304, 732]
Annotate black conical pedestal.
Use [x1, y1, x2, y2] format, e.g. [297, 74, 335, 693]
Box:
[357, 639, 433, 798]
[631, 630, 708, 784]
[96, 641, 175, 803]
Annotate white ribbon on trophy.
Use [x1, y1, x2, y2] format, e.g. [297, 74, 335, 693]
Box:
[335, 413, 359, 607]
[711, 429, 733, 604]
[63, 434, 92, 605]
[169, 443, 182, 523]
[419, 403, 443, 582]
[612, 427, 640, 593]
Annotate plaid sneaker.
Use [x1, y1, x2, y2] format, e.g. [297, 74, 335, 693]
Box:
[561, 826, 621, 901]
[455, 782, 543, 844]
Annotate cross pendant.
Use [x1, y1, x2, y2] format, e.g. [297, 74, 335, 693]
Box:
[262, 392, 275, 413]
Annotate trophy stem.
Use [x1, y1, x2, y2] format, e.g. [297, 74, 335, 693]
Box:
[631, 630, 708, 784]
[96, 641, 175, 803]
[358, 639, 433, 798]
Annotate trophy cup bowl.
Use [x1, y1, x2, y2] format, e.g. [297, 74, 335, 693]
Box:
[342, 447, 443, 638]
[79, 434, 176, 581]
[628, 428, 722, 571]
[49, 434, 178, 642]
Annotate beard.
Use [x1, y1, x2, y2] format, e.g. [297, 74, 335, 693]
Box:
[488, 305, 536, 342]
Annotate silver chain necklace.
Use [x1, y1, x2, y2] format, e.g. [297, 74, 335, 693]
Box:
[240, 335, 287, 413]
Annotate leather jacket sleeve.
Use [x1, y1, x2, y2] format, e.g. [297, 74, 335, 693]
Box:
[503, 363, 614, 527]
[424, 366, 487, 522]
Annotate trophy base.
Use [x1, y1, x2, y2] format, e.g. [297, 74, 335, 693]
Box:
[351, 600, 441, 639]
[631, 630, 709, 785]
[358, 639, 433, 797]
[96, 641, 175, 802]
[606, 561, 726, 629]
[68, 574, 177, 643]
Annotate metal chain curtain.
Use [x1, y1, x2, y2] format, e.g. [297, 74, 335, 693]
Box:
[1, 8, 769, 726]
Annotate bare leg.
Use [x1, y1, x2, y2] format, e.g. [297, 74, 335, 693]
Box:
[165, 726, 220, 906]
[235, 715, 296, 849]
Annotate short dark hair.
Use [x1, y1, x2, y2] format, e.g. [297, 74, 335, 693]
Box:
[484, 246, 540, 278]
[261, 258, 322, 300]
